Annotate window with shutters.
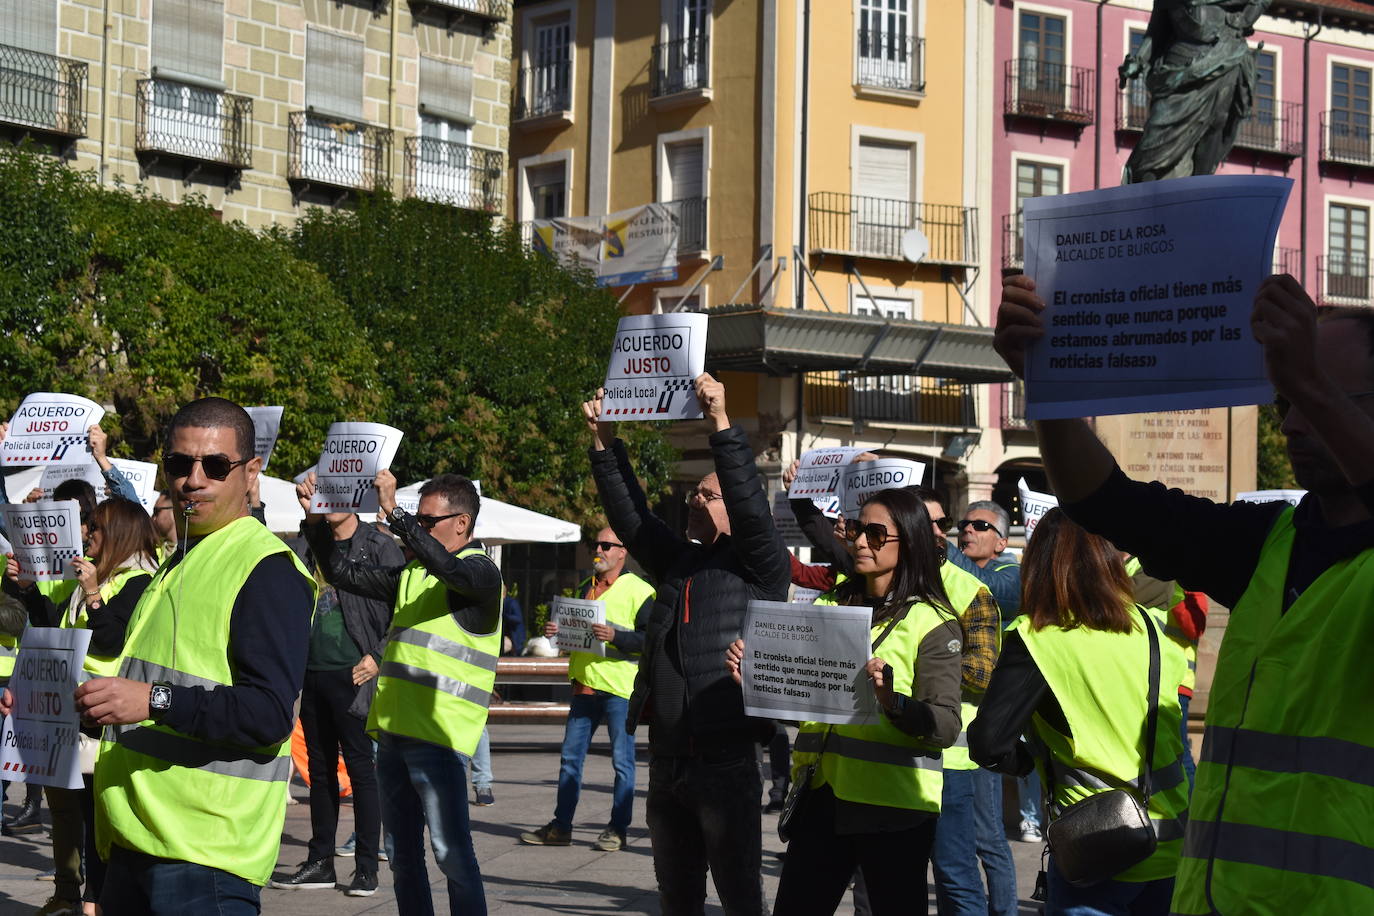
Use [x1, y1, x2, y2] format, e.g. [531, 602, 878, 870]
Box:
[518, 12, 571, 119]
[1016, 10, 1066, 106]
[664, 139, 705, 252]
[854, 137, 914, 258]
[851, 292, 916, 411]
[298, 28, 367, 185]
[0, 0, 80, 133]
[140, 0, 240, 163]
[527, 162, 566, 219]
[1327, 203, 1369, 302]
[856, 0, 921, 93]
[1328, 63, 1372, 163]
[408, 57, 493, 207]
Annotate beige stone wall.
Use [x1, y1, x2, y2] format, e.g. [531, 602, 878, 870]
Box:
[38, 0, 511, 227]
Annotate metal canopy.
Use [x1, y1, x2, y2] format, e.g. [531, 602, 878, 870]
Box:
[704, 305, 1015, 383]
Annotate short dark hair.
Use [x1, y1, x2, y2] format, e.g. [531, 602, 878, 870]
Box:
[908, 485, 945, 515]
[53, 479, 97, 524]
[419, 473, 480, 525]
[164, 397, 255, 461]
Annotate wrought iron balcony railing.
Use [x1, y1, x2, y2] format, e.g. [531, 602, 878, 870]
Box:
[1002, 211, 1025, 270]
[515, 62, 571, 120]
[287, 111, 392, 192]
[856, 29, 924, 93]
[808, 192, 977, 266]
[404, 136, 503, 211]
[135, 79, 251, 169]
[652, 35, 710, 98]
[1320, 111, 1374, 167]
[1001, 380, 1030, 430]
[1272, 246, 1300, 279]
[1233, 100, 1303, 156]
[671, 196, 706, 252]
[1005, 59, 1093, 125]
[1317, 254, 1371, 305]
[807, 373, 977, 429]
[418, 0, 507, 21]
[0, 43, 86, 137]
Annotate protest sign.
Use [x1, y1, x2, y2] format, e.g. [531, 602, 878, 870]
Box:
[309, 423, 404, 515]
[1236, 489, 1305, 506]
[549, 596, 606, 657]
[839, 458, 925, 517]
[0, 627, 91, 789]
[599, 313, 708, 421]
[2, 394, 105, 467]
[741, 600, 875, 725]
[39, 462, 104, 496]
[1022, 175, 1291, 419]
[245, 406, 284, 471]
[792, 585, 823, 604]
[772, 491, 809, 548]
[788, 447, 865, 500]
[109, 458, 159, 512]
[41, 458, 159, 514]
[1, 501, 82, 581]
[1018, 478, 1058, 541]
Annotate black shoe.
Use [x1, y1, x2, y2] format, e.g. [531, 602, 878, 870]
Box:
[473, 787, 494, 806]
[345, 869, 378, 897]
[268, 858, 336, 889]
[2, 797, 43, 835]
[763, 797, 785, 814]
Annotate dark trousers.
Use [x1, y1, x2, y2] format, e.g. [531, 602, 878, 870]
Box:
[101, 845, 260, 916]
[300, 666, 381, 872]
[774, 785, 937, 916]
[766, 725, 791, 803]
[45, 775, 104, 903]
[646, 751, 764, 916]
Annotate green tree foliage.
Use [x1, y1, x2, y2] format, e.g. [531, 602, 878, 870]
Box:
[1256, 403, 1297, 490]
[285, 193, 676, 523]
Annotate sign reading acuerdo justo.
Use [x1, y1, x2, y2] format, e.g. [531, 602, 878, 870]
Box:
[600, 313, 708, 422]
[2, 393, 105, 466]
[1, 501, 82, 581]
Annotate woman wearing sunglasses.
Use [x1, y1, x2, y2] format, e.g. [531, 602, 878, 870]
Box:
[968, 508, 1190, 916]
[728, 487, 963, 915]
[5, 496, 160, 915]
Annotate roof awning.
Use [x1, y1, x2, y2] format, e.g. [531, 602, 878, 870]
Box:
[704, 305, 1015, 383]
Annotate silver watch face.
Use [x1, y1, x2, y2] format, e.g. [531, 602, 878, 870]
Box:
[150, 684, 172, 711]
[390, 506, 406, 520]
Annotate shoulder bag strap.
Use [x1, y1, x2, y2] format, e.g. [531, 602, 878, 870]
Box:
[1136, 604, 1162, 802]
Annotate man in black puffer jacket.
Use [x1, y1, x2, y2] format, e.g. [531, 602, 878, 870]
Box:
[583, 373, 789, 916]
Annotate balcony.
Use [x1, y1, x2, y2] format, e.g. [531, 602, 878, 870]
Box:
[287, 111, 391, 193]
[1120, 91, 1302, 158]
[1272, 246, 1300, 278]
[404, 136, 503, 211]
[651, 35, 710, 105]
[1317, 254, 1371, 305]
[1001, 380, 1030, 431]
[0, 43, 86, 138]
[410, 0, 507, 25]
[671, 196, 706, 253]
[1004, 59, 1093, 126]
[1320, 111, 1373, 167]
[807, 372, 977, 429]
[808, 192, 977, 267]
[515, 61, 571, 127]
[1002, 211, 1025, 270]
[855, 29, 924, 98]
[135, 79, 251, 170]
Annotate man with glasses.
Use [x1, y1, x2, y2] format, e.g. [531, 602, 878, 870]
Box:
[582, 374, 790, 916]
[521, 527, 653, 852]
[302, 469, 503, 916]
[947, 502, 1021, 618]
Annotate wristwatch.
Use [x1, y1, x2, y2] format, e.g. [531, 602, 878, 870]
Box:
[148, 682, 173, 722]
[389, 505, 407, 524]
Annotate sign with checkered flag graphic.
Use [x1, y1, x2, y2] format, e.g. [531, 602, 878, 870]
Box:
[0, 625, 92, 790]
[2, 393, 105, 467]
[309, 422, 404, 516]
[1, 500, 82, 582]
[599, 313, 708, 422]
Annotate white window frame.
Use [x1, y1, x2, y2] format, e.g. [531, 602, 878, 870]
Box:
[653, 282, 711, 314]
[415, 113, 476, 205]
[1008, 152, 1070, 266]
[851, 0, 926, 91]
[517, 148, 574, 223]
[655, 125, 711, 255]
[519, 0, 576, 119]
[1011, 1, 1073, 110]
[1323, 191, 1371, 303]
[848, 283, 921, 398]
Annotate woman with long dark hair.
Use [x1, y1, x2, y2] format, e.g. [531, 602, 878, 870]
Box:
[728, 487, 964, 915]
[969, 508, 1190, 915]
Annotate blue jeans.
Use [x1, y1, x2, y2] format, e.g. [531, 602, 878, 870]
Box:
[100, 845, 259, 916]
[972, 766, 1018, 916]
[553, 692, 635, 833]
[1046, 858, 1173, 916]
[1018, 769, 1043, 831]
[1178, 693, 1196, 794]
[377, 733, 486, 916]
[932, 768, 983, 916]
[467, 728, 493, 791]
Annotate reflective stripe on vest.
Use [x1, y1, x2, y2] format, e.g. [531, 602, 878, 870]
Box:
[1180, 821, 1374, 892]
[385, 625, 500, 674]
[378, 660, 495, 708]
[105, 722, 290, 782]
[1049, 756, 1188, 796]
[567, 572, 654, 699]
[794, 729, 943, 771]
[1201, 725, 1374, 788]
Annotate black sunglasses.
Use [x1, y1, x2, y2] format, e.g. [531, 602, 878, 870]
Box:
[592, 540, 624, 551]
[416, 511, 465, 530]
[932, 516, 953, 532]
[956, 518, 1004, 537]
[164, 452, 249, 481]
[843, 519, 898, 551]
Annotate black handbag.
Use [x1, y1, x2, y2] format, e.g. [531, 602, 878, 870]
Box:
[1043, 606, 1163, 887]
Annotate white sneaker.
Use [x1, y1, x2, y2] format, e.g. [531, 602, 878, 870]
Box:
[1018, 821, 1043, 843]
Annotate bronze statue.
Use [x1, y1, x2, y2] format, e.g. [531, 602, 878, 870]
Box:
[1120, 0, 1272, 183]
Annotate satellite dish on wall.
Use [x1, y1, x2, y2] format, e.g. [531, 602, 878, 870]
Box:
[901, 227, 930, 264]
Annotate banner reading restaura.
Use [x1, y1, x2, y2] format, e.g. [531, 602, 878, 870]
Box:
[550, 596, 606, 657]
[741, 600, 876, 726]
[1, 501, 82, 582]
[600, 313, 708, 421]
[530, 203, 681, 288]
[309, 422, 404, 515]
[2, 393, 105, 467]
[1017, 477, 1058, 541]
[839, 458, 926, 517]
[1022, 174, 1291, 419]
[245, 406, 284, 471]
[0, 626, 91, 789]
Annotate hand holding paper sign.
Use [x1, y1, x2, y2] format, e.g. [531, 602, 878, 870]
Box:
[5, 553, 34, 590]
[865, 656, 896, 713]
[1251, 274, 1320, 402]
[725, 638, 745, 685]
[695, 373, 730, 433]
[87, 424, 111, 470]
[374, 469, 399, 516]
[74, 675, 151, 727]
[994, 273, 1044, 381]
[580, 389, 616, 452]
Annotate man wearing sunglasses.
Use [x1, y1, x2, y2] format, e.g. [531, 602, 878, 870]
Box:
[946, 502, 1021, 619]
[996, 274, 1374, 914]
[582, 373, 790, 916]
[302, 469, 503, 916]
[58, 397, 315, 914]
[521, 527, 654, 852]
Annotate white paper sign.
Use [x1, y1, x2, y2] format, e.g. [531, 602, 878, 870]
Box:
[599, 313, 708, 421]
[550, 596, 606, 656]
[309, 422, 404, 515]
[1018, 478, 1058, 541]
[1022, 175, 1291, 420]
[1236, 489, 1305, 506]
[1, 501, 82, 581]
[0, 627, 91, 789]
[792, 585, 823, 604]
[741, 600, 875, 725]
[36, 458, 156, 513]
[245, 406, 284, 471]
[2, 394, 105, 468]
[839, 459, 926, 517]
[38, 462, 104, 497]
[788, 447, 865, 500]
[109, 458, 158, 512]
